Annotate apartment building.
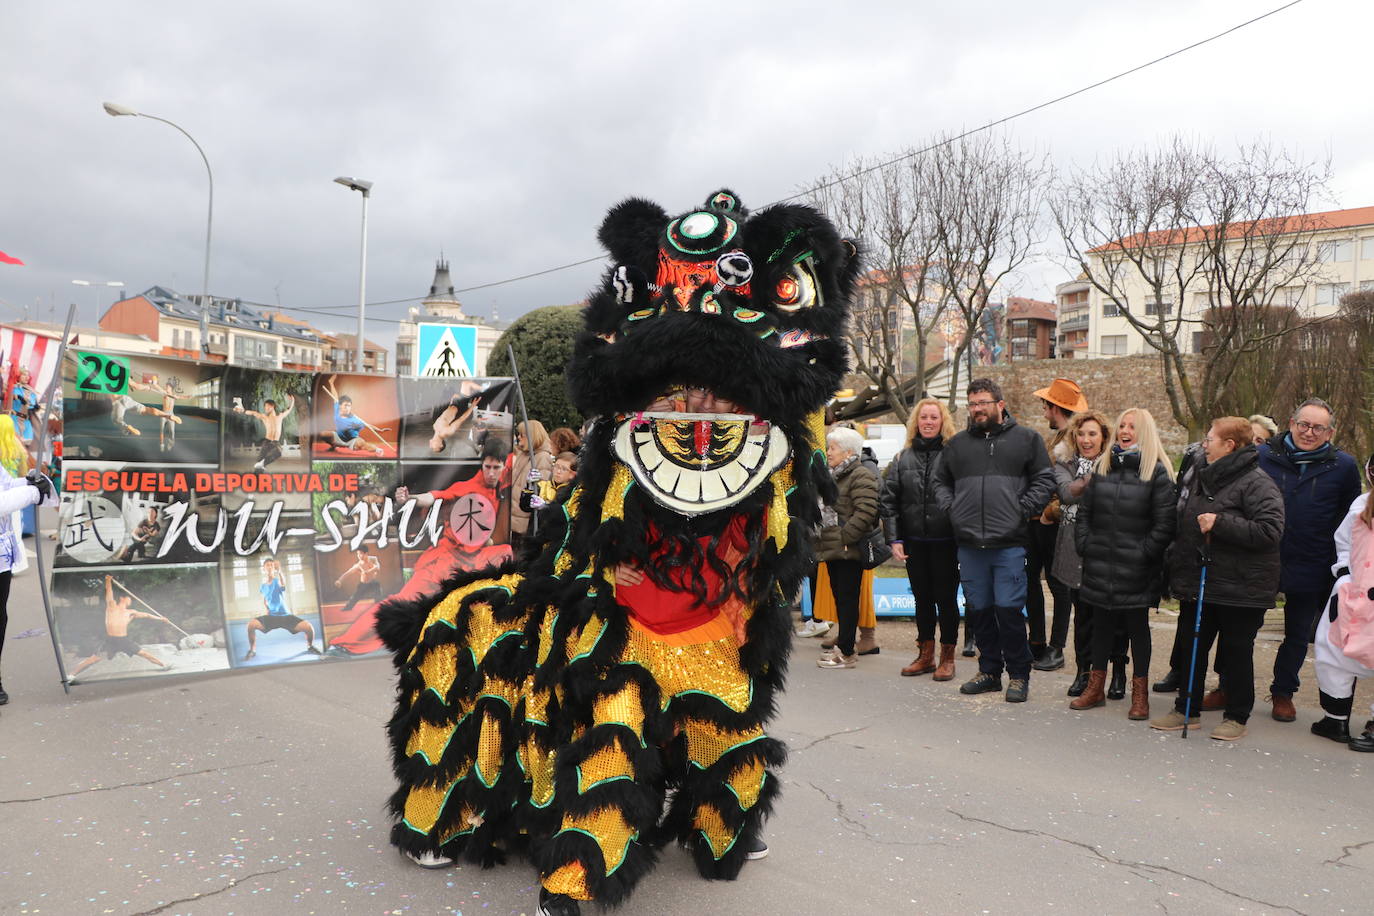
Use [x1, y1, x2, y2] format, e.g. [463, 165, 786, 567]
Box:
[1072, 205, 1374, 358]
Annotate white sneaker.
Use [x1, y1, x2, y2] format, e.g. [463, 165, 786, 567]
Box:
[404, 849, 455, 869]
[796, 619, 831, 638]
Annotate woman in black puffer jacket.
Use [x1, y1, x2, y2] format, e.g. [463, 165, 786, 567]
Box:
[881, 397, 960, 681]
[1073, 408, 1178, 719]
[1150, 416, 1284, 741]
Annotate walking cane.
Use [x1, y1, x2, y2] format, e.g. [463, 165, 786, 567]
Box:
[1180, 533, 1212, 740]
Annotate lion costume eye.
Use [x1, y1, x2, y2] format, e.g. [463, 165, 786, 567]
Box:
[774, 259, 820, 312]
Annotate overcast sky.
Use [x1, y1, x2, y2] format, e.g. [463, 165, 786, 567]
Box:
[3, 0, 1369, 344]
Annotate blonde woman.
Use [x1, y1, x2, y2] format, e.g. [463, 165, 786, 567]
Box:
[880, 397, 961, 680]
[1071, 408, 1177, 718]
[510, 420, 554, 541]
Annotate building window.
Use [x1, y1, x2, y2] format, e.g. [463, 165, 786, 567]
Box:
[1102, 301, 1122, 318]
[1321, 240, 1354, 263]
[1361, 280, 1374, 293]
[1100, 334, 1127, 356]
[1192, 331, 1206, 354]
[1362, 237, 1374, 261]
[1315, 283, 1351, 307]
[1144, 299, 1173, 316]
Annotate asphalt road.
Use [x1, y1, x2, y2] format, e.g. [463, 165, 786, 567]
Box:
[2, 525, 1370, 915]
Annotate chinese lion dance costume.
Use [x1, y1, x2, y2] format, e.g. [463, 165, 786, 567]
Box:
[377, 189, 858, 914]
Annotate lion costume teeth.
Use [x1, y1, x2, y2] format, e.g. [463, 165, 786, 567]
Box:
[376, 189, 858, 909]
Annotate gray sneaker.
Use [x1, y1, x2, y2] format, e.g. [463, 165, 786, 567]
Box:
[1149, 709, 1200, 731]
[1210, 719, 1247, 741]
[1005, 678, 1029, 703]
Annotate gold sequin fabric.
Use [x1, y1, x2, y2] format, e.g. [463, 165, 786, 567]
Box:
[625, 624, 753, 714]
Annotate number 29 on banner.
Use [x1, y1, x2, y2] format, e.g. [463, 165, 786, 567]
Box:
[75, 352, 130, 395]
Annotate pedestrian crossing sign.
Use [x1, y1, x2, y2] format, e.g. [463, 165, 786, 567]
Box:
[416, 323, 478, 378]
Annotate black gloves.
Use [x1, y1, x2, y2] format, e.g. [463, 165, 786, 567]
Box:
[25, 470, 51, 500]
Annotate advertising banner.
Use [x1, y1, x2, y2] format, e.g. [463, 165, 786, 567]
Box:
[50, 350, 519, 685]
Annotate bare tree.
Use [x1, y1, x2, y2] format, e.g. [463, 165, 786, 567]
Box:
[926, 133, 1047, 408]
[1052, 137, 1331, 434]
[807, 153, 950, 417]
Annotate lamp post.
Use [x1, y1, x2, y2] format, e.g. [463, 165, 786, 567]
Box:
[103, 101, 213, 355]
[71, 279, 124, 330]
[334, 177, 372, 373]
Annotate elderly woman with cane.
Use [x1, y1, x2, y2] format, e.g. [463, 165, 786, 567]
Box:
[1150, 416, 1284, 740]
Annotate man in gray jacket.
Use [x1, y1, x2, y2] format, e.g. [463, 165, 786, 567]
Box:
[935, 378, 1056, 702]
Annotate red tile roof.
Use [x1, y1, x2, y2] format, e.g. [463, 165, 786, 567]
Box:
[1088, 205, 1374, 253]
[1006, 296, 1056, 322]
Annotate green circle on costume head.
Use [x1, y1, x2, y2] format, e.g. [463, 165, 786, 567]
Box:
[732, 308, 764, 323]
[680, 212, 719, 238]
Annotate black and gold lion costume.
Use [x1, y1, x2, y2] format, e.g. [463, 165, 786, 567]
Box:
[376, 189, 858, 912]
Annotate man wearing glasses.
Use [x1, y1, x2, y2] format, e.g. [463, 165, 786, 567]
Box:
[1258, 398, 1361, 723]
[934, 379, 1056, 702]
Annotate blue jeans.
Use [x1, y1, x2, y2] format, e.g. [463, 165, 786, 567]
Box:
[958, 546, 1032, 680]
[1271, 588, 1328, 697]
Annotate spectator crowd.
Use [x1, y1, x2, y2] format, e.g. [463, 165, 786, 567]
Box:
[804, 375, 1374, 749]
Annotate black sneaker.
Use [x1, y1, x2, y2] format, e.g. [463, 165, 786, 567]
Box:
[1005, 678, 1029, 703]
[743, 833, 769, 860]
[1032, 646, 1065, 672]
[538, 888, 581, 916]
[1351, 725, 1374, 753]
[1152, 669, 1182, 693]
[959, 672, 1002, 695]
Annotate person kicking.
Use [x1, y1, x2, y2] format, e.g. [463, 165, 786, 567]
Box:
[244, 558, 321, 659]
[233, 394, 296, 472]
[68, 575, 172, 681]
[130, 375, 185, 452]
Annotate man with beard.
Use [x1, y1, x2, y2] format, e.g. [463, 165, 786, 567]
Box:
[935, 378, 1056, 703]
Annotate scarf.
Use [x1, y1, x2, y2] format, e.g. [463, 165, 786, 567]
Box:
[1279, 432, 1332, 476]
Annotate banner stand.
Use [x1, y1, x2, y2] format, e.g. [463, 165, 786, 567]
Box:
[32, 305, 76, 693]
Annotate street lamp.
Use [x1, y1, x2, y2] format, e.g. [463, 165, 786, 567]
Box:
[103, 101, 213, 355]
[71, 279, 124, 329]
[334, 176, 372, 373]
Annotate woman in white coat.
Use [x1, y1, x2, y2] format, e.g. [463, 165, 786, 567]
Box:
[0, 414, 53, 705]
[1309, 452, 1374, 751]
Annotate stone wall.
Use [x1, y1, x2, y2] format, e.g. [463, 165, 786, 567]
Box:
[860, 355, 1204, 457]
[977, 355, 1200, 455]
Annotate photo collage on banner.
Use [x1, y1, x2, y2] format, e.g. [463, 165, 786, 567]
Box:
[51, 349, 516, 684]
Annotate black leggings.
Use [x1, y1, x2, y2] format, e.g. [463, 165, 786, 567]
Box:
[904, 541, 960, 644]
[1090, 605, 1150, 677]
[0, 570, 10, 668]
[827, 559, 864, 656]
[1072, 590, 1128, 671]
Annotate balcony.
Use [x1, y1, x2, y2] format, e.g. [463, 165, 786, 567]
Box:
[1058, 314, 1089, 332]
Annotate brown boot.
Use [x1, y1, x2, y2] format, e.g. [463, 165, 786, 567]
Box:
[1128, 676, 1150, 720]
[856, 627, 880, 656]
[1200, 688, 1227, 711]
[1069, 670, 1108, 710]
[932, 644, 957, 682]
[901, 640, 936, 677]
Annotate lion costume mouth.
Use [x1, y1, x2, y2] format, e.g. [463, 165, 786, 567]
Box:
[613, 411, 789, 515]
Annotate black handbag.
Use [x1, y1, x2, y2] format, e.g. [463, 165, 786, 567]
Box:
[859, 528, 892, 570]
